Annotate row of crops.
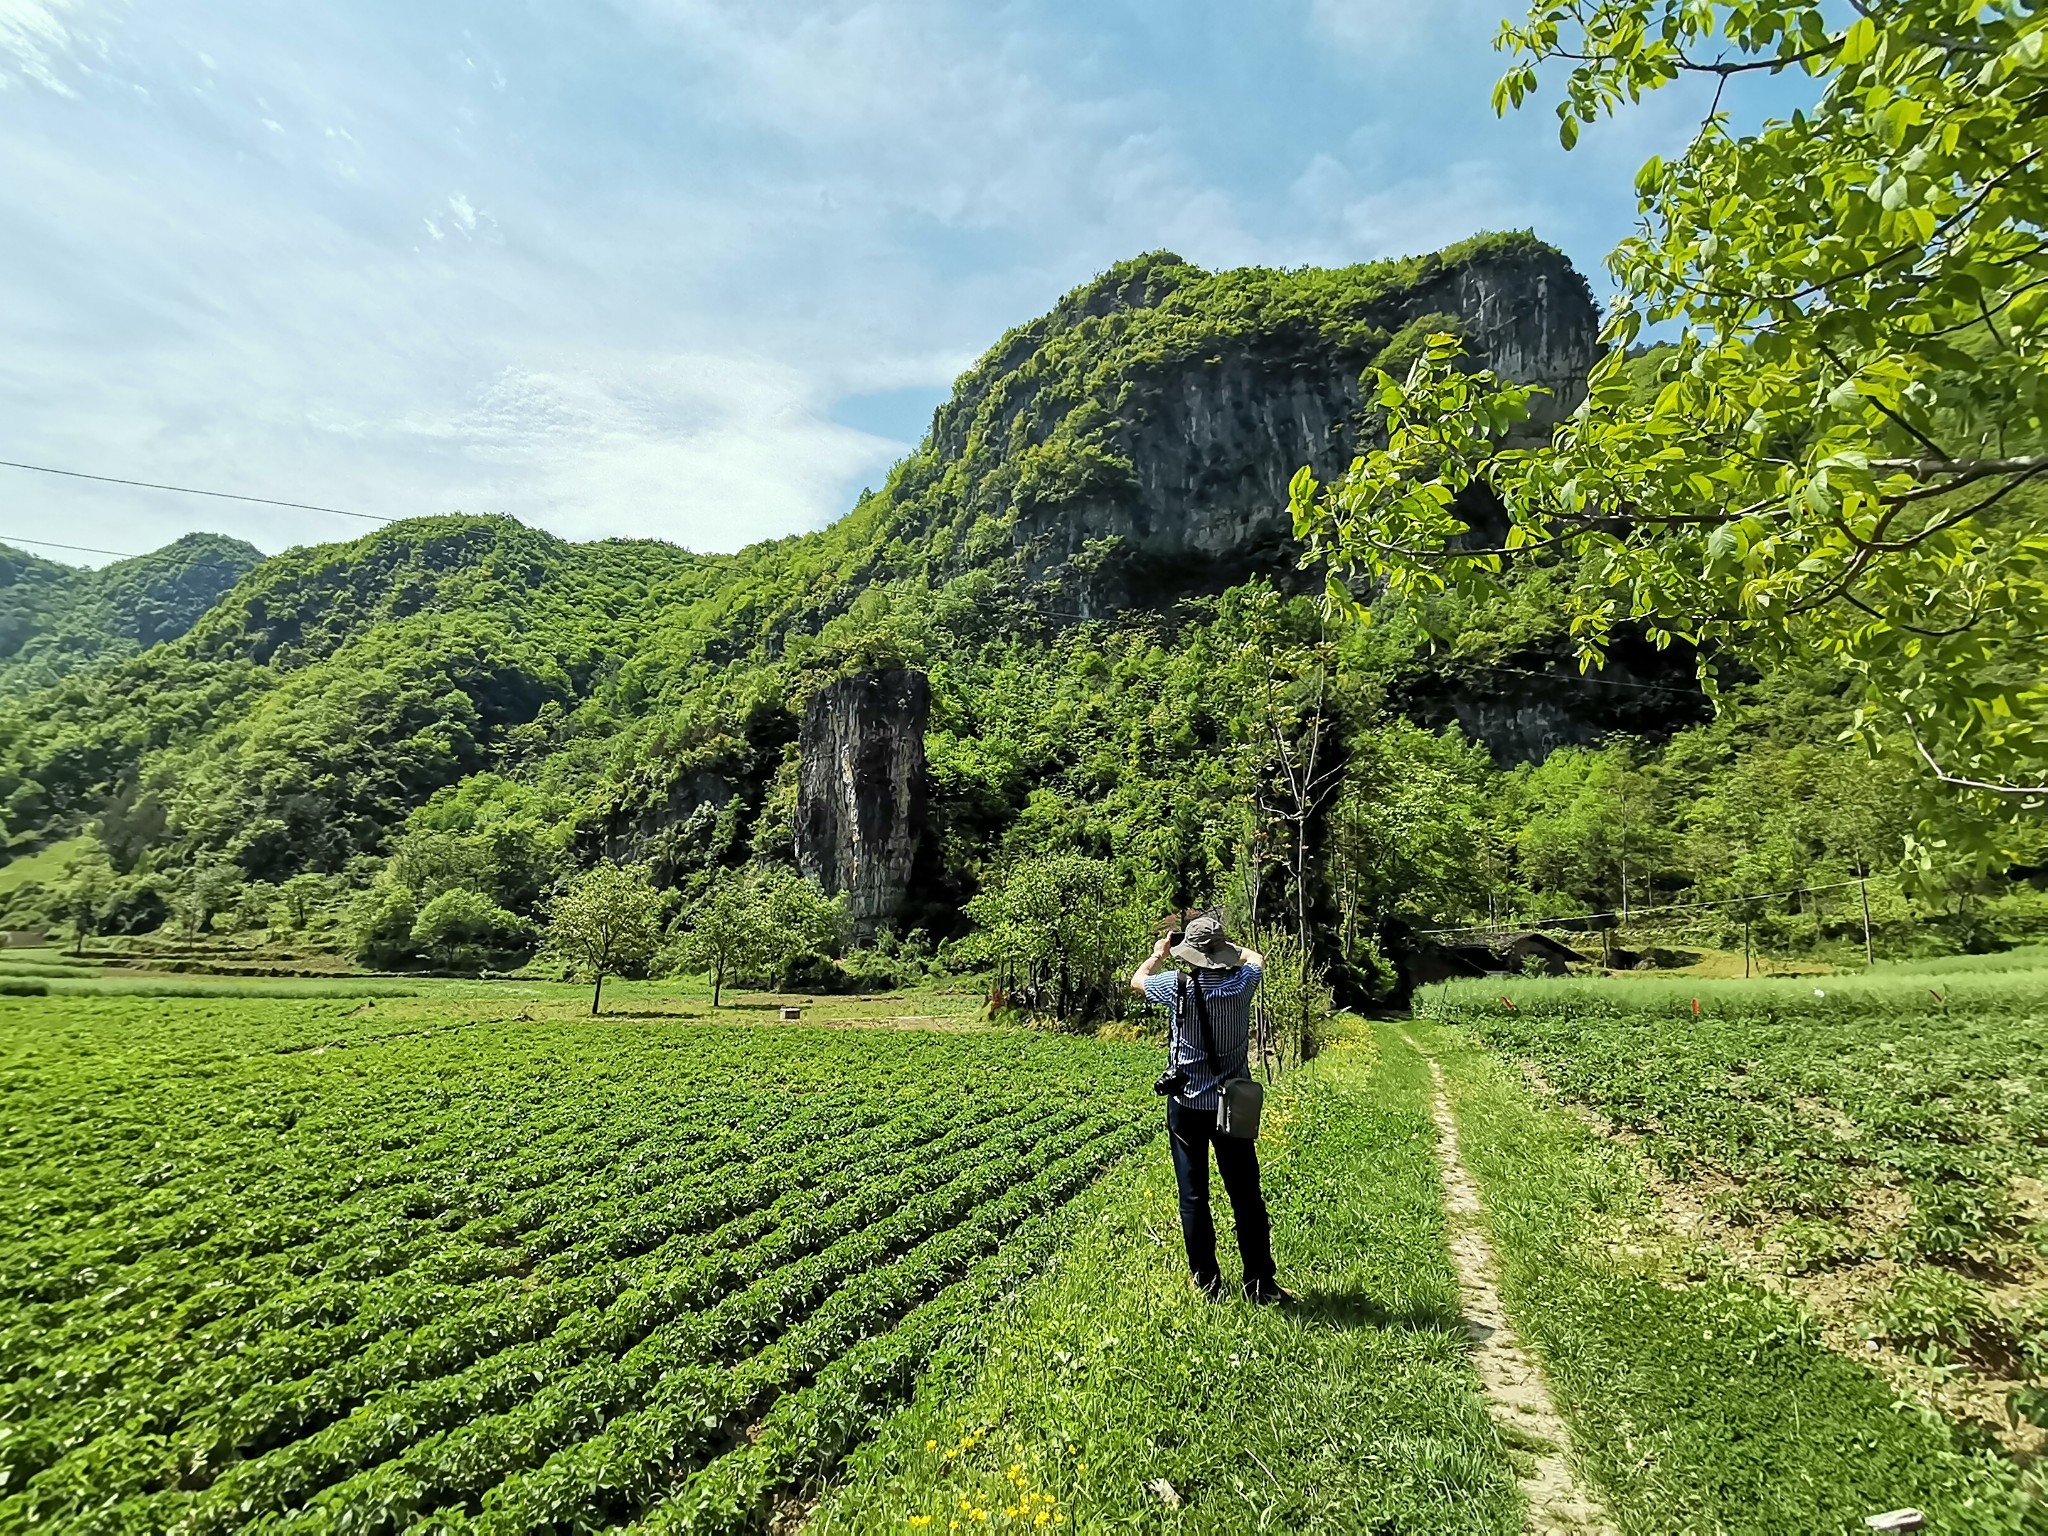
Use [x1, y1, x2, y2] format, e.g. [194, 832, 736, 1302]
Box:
[0, 999, 1159, 1532]
[1428, 958, 2048, 1440]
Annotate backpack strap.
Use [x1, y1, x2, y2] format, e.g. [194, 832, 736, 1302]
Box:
[1177, 968, 1220, 1076]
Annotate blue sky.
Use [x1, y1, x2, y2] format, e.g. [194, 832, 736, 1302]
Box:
[0, 0, 1811, 564]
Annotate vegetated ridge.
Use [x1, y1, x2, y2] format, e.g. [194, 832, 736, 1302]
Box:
[0, 231, 2026, 981]
[0, 532, 261, 696]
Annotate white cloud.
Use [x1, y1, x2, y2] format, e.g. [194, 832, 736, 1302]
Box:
[1290, 151, 1551, 261]
[419, 356, 900, 543]
[0, 0, 83, 94]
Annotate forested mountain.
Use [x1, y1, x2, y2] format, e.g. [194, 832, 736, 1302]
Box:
[0, 532, 260, 696]
[1, 232, 2028, 979]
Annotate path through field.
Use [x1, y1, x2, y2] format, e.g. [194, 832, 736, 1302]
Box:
[1409, 1039, 1613, 1536]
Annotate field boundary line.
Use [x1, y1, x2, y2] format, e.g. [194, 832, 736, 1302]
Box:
[1399, 1030, 1615, 1536]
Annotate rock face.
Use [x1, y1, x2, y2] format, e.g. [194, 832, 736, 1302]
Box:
[794, 671, 929, 941]
[1389, 633, 1714, 763]
[980, 243, 1601, 608]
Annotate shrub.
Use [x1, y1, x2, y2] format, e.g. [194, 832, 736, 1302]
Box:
[1259, 931, 1335, 1069]
[350, 882, 421, 968]
[410, 888, 531, 972]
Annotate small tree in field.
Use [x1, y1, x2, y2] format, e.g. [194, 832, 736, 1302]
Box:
[279, 872, 328, 930]
[57, 855, 115, 956]
[966, 854, 1149, 1027]
[543, 863, 663, 1015]
[675, 874, 759, 1009]
[674, 867, 842, 1006]
[410, 888, 529, 972]
[176, 862, 245, 936]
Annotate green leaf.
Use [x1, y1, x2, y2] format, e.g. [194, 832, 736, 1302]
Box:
[1839, 16, 1878, 67]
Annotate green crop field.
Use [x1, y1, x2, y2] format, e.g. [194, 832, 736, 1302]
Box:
[5, 975, 2045, 1534]
[0, 998, 1156, 1532]
[1421, 958, 2048, 1528]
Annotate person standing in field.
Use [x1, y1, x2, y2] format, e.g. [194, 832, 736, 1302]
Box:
[1131, 910, 1290, 1304]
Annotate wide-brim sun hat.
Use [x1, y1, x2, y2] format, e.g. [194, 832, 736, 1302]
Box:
[1172, 912, 1245, 970]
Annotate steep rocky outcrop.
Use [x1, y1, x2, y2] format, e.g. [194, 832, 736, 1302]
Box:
[794, 671, 929, 940]
[889, 234, 1600, 611]
[1013, 245, 1598, 602]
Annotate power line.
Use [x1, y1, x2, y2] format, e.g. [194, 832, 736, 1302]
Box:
[1, 534, 140, 559]
[0, 459, 395, 523]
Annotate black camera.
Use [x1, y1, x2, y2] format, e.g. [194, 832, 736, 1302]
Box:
[1153, 1067, 1188, 1097]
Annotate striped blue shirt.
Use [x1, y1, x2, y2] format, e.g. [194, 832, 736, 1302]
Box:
[1143, 963, 1262, 1111]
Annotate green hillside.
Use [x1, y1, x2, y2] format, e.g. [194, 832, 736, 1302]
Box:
[0, 234, 2032, 978]
[0, 532, 261, 696]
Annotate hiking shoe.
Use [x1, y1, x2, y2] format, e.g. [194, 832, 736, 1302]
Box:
[1244, 1279, 1295, 1306]
[1194, 1274, 1227, 1301]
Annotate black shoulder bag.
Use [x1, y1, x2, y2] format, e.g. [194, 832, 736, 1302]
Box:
[1178, 969, 1264, 1141]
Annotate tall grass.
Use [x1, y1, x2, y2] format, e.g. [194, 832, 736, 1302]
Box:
[1871, 943, 2048, 976]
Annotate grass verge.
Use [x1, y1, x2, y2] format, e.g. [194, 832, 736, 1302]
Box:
[1402, 1020, 2042, 1534]
[806, 1025, 1522, 1534]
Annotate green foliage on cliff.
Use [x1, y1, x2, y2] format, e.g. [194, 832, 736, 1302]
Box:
[855, 232, 1578, 582]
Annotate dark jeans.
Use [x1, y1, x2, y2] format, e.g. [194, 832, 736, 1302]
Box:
[1166, 1098, 1274, 1287]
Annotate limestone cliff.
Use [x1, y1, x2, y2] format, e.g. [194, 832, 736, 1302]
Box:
[880, 233, 1599, 612]
[794, 671, 929, 940]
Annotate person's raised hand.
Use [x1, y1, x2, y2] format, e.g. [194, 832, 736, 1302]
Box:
[1152, 935, 1174, 961]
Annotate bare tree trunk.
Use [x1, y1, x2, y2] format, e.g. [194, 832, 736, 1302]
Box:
[1858, 865, 1875, 969]
[592, 970, 605, 1016]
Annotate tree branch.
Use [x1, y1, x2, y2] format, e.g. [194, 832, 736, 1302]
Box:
[1904, 714, 2048, 798]
[1863, 459, 2048, 548]
[1872, 455, 2048, 482]
[1841, 590, 1983, 638]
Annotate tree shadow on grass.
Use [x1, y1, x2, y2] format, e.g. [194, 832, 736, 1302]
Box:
[1284, 1287, 1466, 1336]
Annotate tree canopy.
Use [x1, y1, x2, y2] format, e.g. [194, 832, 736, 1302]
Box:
[1292, 0, 2048, 859]
[542, 863, 665, 1015]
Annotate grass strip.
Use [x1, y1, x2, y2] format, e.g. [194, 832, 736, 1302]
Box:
[1405, 1020, 2043, 1534]
[796, 1026, 1521, 1535]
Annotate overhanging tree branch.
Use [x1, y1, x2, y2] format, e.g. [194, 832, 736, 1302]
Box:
[1905, 714, 2048, 798]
